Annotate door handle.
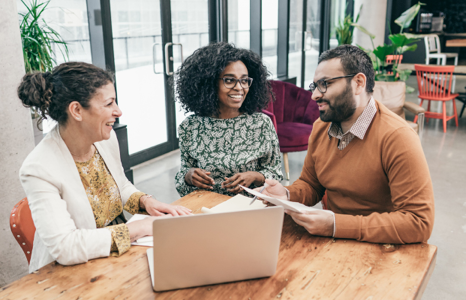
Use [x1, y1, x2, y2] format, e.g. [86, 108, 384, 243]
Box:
[164, 42, 184, 76]
[152, 43, 162, 74]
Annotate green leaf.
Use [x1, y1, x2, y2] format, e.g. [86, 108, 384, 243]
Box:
[373, 45, 396, 62]
[389, 34, 419, 48]
[405, 85, 415, 93]
[400, 44, 417, 53]
[352, 23, 375, 39]
[394, 2, 425, 30]
[397, 69, 413, 81]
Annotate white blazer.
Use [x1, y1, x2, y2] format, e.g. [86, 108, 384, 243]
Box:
[20, 125, 139, 272]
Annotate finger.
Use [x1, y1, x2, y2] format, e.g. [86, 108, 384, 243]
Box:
[192, 179, 214, 189]
[193, 172, 213, 185]
[166, 207, 179, 217]
[227, 186, 242, 193]
[148, 209, 165, 217]
[264, 178, 280, 186]
[225, 175, 243, 188]
[197, 170, 215, 183]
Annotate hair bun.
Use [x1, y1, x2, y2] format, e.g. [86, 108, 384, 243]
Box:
[17, 72, 53, 119]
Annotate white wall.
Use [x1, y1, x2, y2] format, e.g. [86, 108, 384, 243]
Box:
[353, 0, 387, 50]
[0, 0, 35, 286]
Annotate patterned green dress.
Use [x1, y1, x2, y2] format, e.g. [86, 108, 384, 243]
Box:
[175, 112, 283, 196]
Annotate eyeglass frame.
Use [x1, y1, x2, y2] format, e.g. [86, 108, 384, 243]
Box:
[309, 73, 358, 93]
[218, 77, 254, 89]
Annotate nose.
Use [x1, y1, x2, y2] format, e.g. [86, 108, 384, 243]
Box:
[114, 103, 123, 118]
[233, 81, 243, 91]
[311, 88, 323, 101]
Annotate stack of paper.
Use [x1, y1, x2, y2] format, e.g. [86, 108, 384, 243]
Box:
[200, 194, 266, 213]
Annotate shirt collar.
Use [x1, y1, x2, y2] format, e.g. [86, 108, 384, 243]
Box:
[327, 97, 377, 140]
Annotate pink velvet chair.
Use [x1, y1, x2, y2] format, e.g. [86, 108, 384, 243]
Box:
[263, 80, 319, 180]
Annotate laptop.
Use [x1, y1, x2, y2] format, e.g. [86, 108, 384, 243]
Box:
[146, 206, 284, 292]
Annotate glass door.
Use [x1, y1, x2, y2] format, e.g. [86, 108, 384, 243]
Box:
[109, 0, 209, 165]
[287, 0, 322, 88]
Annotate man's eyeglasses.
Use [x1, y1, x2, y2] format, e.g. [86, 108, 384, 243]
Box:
[309, 73, 358, 93]
[219, 77, 253, 89]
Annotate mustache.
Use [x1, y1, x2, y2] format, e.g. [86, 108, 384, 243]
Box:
[316, 99, 331, 105]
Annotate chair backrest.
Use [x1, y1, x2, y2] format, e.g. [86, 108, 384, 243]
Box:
[10, 198, 36, 264]
[414, 64, 455, 99]
[373, 81, 407, 119]
[424, 35, 440, 54]
[265, 80, 319, 125]
[385, 55, 403, 65]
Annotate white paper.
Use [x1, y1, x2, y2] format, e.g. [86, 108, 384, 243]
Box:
[240, 185, 324, 214]
[200, 194, 266, 214]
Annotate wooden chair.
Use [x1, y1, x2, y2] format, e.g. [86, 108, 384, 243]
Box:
[424, 35, 458, 66]
[413, 64, 459, 133]
[10, 198, 36, 264]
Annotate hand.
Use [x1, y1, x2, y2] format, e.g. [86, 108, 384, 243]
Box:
[286, 210, 334, 237]
[254, 179, 288, 202]
[222, 171, 264, 194]
[126, 216, 171, 242]
[185, 168, 215, 189]
[140, 195, 192, 216]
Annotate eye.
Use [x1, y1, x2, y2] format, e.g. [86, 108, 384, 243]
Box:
[224, 77, 235, 84]
[106, 101, 114, 107]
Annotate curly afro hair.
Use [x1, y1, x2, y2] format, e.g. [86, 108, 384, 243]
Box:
[175, 42, 274, 117]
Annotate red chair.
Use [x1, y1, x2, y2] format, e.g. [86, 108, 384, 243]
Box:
[263, 80, 319, 180]
[10, 198, 36, 264]
[385, 55, 403, 75]
[413, 65, 459, 133]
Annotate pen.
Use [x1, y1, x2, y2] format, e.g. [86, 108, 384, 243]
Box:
[249, 183, 268, 205]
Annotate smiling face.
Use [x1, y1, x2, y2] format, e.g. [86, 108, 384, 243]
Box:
[217, 61, 249, 116]
[311, 58, 356, 123]
[81, 82, 122, 142]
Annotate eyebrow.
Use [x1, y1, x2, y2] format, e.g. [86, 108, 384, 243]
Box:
[222, 74, 248, 77]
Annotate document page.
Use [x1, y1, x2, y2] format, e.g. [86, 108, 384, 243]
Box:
[240, 185, 321, 213]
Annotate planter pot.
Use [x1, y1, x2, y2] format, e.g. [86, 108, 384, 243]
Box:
[373, 81, 406, 119]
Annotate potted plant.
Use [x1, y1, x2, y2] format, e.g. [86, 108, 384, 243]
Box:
[356, 2, 425, 91]
[19, 0, 68, 143]
[334, 5, 365, 46]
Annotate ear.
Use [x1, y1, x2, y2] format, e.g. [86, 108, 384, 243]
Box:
[353, 73, 367, 96]
[68, 101, 83, 122]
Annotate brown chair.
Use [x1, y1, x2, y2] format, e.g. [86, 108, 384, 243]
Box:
[373, 81, 425, 135]
[10, 198, 36, 264]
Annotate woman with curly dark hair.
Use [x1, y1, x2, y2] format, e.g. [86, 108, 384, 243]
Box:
[174, 42, 283, 196]
[18, 62, 191, 272]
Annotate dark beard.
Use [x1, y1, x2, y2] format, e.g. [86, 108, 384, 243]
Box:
[318, 82, 356, 123]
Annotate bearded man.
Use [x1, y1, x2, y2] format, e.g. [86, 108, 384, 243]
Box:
[261, 45, 434, 244]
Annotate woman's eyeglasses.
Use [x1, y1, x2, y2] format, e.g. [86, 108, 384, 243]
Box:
[309, 73, 358, 93]
[219, 77, 253, 89]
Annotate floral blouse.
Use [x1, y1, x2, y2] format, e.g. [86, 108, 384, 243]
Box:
[175, 112, 283, 197]
[75, 150, 145, 256]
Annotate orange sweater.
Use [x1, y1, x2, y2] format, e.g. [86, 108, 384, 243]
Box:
[287, 100, 434, 244]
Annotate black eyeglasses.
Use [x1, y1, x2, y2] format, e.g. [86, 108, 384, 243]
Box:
[309, 73, 358, 93]
[219, 77, 253, 89]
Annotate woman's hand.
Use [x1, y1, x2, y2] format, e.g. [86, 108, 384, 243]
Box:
[185, 168, 215, 189]
[222, 171, 265, 194]
[140, 195, 192, 216]
[126, 216, 164, 242]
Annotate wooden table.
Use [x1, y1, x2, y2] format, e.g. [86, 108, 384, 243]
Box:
[0, 191, 437, 299]
[446, 39, 466, 47]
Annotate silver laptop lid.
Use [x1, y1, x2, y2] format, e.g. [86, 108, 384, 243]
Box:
[149, 206, 284, 291]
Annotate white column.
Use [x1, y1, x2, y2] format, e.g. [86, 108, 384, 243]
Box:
[0, 0, 35, 286]
[353, 0, 388, 50]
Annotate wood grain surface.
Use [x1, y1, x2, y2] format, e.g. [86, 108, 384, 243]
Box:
[446, 39, 466, 47]
[0, 190, 437, 300]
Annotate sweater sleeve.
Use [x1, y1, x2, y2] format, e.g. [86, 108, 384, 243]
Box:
[286, 132, 326, 206]
[257, 115, 283, 181]
[175, 121, 199, 197]
[334, 127, 435, 244]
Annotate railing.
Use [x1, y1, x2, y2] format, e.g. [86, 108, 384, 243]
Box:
[52, 29, 280, 71]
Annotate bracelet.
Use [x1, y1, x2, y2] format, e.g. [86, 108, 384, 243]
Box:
[141, 194, 153, 207]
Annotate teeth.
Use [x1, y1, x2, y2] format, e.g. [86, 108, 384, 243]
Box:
[106, 122, 114, 126]
[230, 95, 242, 99]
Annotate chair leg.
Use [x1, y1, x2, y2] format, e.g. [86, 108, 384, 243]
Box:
[283, 152, 290, 181]
[442, 102, 447, 133]
[460, 102, 466, 118]
[427, 100, 431, 123]
[452, 99, 458, 127]
[414, 99, 424, 124]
